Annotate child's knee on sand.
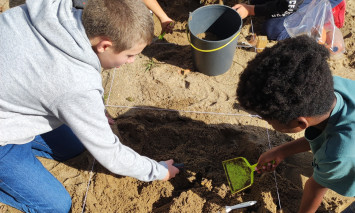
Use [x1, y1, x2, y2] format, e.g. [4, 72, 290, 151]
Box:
[33, 189, 72, 213]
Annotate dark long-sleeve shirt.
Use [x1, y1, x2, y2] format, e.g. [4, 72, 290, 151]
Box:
[253, 0, 304, 18]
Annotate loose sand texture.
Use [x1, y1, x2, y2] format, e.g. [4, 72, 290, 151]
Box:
[0, 0, 354, 212]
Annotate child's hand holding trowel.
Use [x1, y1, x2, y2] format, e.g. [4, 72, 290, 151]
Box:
[158, 21, 175, 39]
[255, 146, 284, 174]
[256, 137, 311, 173]
[161, 159, 181, 181]
[142, 0, 175, 39]
[161, 20, 175, 35]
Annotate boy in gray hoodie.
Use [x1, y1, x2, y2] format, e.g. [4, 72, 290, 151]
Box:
[0, 0, 179, 212]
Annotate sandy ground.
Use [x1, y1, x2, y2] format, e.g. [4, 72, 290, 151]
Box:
[1, 0, 355, 212]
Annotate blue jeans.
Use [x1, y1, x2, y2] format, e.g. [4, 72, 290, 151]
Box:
[0, 125, 85, 213]
[252, 0, 313, 40]
[342, 202, 355, 213]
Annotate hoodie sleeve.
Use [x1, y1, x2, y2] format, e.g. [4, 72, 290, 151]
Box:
[254, 0, 304, 18]
[50, 89, 168, 182]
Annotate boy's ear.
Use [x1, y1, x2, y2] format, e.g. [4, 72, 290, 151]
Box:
[92, 38, 113, 53]
[296, 117, 309, 130]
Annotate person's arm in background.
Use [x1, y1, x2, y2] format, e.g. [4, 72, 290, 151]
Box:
[72, 0, 175, 35]
[143, 0, 174, 35]
[232, 4, 255, 19]
[232, 0, 303, 19]
[299, 176, 328, 213]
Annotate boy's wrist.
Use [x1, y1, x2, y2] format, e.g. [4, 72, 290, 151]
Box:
[158, 161, 169, 180]
[247, 5, 255, 16]
[158, 15, 171, 23]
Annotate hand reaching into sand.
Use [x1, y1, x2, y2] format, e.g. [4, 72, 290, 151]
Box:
[255, 147, 284, 173]
[142, 0, 175, 36]
[105, 111, 116, 125]
[161, 19, 175, 35]
[256, 137, 311, 173]
[162, 159, 180, 181]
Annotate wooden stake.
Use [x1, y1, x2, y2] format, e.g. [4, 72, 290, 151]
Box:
[256, 36, 268, 53]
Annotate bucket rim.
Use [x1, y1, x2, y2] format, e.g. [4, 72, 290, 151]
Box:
[187, 4, 243, 52]
[189, 4, 238, 15]
[188, 4, 243, 41]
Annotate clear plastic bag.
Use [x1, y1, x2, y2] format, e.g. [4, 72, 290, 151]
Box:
[284, 0, 345, 57]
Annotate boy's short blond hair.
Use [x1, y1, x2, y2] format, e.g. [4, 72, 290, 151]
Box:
[82, 0, 154, 52]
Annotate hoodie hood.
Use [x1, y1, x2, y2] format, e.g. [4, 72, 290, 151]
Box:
[0, 0, 169, 183]
[0, 0, 103, 142]
[25, 0, 100, 69]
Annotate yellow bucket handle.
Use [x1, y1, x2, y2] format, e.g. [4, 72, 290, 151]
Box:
[186, 24, 240, 53]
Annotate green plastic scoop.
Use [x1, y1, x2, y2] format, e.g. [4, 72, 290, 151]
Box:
[222, 157, 257, 194]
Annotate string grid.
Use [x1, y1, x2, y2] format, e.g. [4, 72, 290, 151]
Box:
[81, 16, 281, 211]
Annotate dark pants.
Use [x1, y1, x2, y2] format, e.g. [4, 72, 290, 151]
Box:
[342, 202, 355, 213]
[252, 0, 336, 40]
[0, 125, 85, 213]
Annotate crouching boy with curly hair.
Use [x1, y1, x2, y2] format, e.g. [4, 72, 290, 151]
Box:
[237, 35, 355, 212]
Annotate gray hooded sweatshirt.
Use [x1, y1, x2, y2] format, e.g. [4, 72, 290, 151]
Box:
[0, 0, 168, 181]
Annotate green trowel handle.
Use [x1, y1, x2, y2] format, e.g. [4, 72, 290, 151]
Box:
[251, 160, 276, 171]
[250, 163, 258, 171]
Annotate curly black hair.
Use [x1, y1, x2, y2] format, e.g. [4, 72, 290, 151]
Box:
[237, 35, 335, 124]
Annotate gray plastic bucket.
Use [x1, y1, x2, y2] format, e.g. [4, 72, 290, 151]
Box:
[188, 5, 242, 76]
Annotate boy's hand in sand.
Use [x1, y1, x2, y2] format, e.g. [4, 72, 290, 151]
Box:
[142, 0, 174, 36]
[162, 159, 180, 181]
[255, 147, 284, 173]
[161, 19, 175, 35]
[105, 111, 116, 125]
[232, 3, 255, 19]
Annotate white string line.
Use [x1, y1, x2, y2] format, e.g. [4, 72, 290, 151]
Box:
[247, 0, 257, 54]
[104, 67, 261, 118]
[250, 17, 258, 53]
[266, 128, 282, 210]
[247, 7, 281, 208]
[81, 158, 96, 213]
[81, 19, 269, 210]
[105, 67, 117, 106]
[106, 104, 261, 118]
[104, 68, 281, 208]
[81, 67, 117, 213]
[80, 110, 260, 213]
